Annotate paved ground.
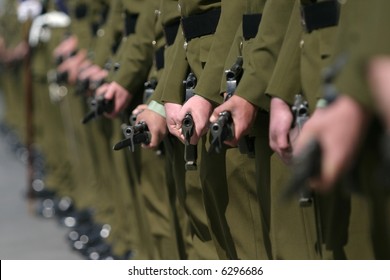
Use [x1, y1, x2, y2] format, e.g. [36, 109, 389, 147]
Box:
[0, 94, 81, 260]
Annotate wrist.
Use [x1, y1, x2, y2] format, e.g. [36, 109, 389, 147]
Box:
[148, 100, 166, 118]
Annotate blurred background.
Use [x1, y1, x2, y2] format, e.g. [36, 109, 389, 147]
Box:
[0, 94, 81, 260]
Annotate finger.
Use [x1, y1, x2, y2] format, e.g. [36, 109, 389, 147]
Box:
[95, 83, 109, 96]
[209, 103, 228, 123]
[224, 139, 238, 148]
[175, 107, 189, 127]
[103, 84, 115, 100]
[280, 150, 293, 165]
[293, 128, 316, 157]
[169, 126, 183, 141]
[277, 132, 291, 151]
[320, 144, 344, 192]
[132, 104, 148, 116]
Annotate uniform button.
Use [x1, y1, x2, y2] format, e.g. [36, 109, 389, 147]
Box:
[300, 39, 304, 49]
[183, 41, 188, 50]
[97, 28, 105, 37]
[155, 10, 161, 15]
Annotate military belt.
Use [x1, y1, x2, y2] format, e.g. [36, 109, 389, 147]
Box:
[163, 20, 180, 46]
[301, 0, 340, 33]
[124, 11, 139, 36]
[74, 3, 88, 19]
[181, 8, 221, 42]
[155, 47, 165, 70]
[242, 14, 262, 41]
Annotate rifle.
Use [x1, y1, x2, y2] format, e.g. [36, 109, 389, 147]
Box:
[48, 49, 77, 88]
[209, 56, 255, 157]
[128, 78, 158, 125]
[182, 113, 197, 170]
[210, 111, 234, 154]
[112, 122, 151, 152]
[81, 94, 114, 124]
[89, 78, 105, 92]
[287, 94, 314, 207]
[209, 57, 243, 153]
[182, 72, 197, 170]
[75, 78, 89, 96]
[183, 72, 196, 103]
[47, 49, 78, 101]
[143, 77, 158, 104]
[284, 55, 346, 202]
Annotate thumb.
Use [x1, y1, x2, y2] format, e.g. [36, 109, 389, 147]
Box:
[96, 83, 109, 97]
[104, 84, 115, 100]
[175, 107, 190, 128]
[210, 103, 229, 123]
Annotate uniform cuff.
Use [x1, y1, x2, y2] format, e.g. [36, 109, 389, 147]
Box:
[148, 100, 166, 118]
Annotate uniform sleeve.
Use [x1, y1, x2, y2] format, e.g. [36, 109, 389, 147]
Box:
[160, 27, 189, 104]
[194, 0, 246, 105]
[235, 0, 296, 110]
[333, 0, 387, 112]
[218, 23, 243, 95]
[148, 0, 182, 105]
[265, 0, 301, 108]
[92, 0, 124, 67]
[106, 0, 159, 94]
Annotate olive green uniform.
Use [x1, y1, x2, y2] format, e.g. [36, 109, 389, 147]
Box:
[230, 0, 297, 259]
[195, 0, 267, 260]
[149, 0, 223, 260]
[30, 0, 76, 198]
[0, 0, 25, 140]
[100, 0, 183, 259]
[264, 0, 374, 259]
[79, 0, 151, 258]
[161, 0, 271, 259]
[297, 0, 373, 259]
[158, 22, 219, 259]
[264, 0, 319, 259]
[334, 0, 390, 259]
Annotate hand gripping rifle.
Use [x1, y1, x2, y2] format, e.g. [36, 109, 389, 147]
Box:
[112, 122, 151, 152]
[209, 57, 243, 153]
[128, 78, 158, 126]
[81, 94, 114, 124]
[47, 48, 80, 103]
[288, 94, 315, 207]
[209, 56, 255, 156]
[284, 55, 346, 202]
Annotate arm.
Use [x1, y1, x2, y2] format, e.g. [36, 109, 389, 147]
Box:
[176, 0, 246, 144]
[210, 0, 297, 146]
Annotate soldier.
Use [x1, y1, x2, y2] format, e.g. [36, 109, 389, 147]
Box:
[294, 0, 389, 259]
[0, 0, 28, 151]
[26, 0, 77, 212]
[54, 0, 141, 259]
[208, 0, 298, 258]
[162, 0, 284, 259]
[135, 0, 219, 260]
[89, 0, 185, 259]
[265, 0, 375, 259]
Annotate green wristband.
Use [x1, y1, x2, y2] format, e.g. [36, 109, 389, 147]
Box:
[148, 100, 166, 118]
